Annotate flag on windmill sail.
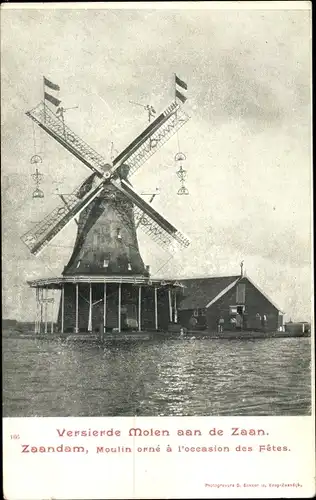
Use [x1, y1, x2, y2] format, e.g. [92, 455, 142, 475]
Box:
[43, 76, 61, 107]
[175, 74, 187, 103]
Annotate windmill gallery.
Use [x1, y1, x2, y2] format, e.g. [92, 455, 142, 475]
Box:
[21, 76, 302, 341]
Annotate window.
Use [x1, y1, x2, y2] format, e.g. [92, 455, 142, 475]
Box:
[128, 262, 132, 271]
[103, 259, 109, 268]
[230, 305, 245, 315]
[193, 308, 206, 317]
[236, 284, 246, 304]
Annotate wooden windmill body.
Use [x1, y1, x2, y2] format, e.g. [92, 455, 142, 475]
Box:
[22, 96, 190, 334]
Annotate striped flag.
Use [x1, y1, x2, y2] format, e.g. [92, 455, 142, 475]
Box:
[43, 76, 61, 107]
[175, 74, 187, 103]
[44, 92, 61, 107]
[43, 77, 60, 91]
[175, 75, 187, 90]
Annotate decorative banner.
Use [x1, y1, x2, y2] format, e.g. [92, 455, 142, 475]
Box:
[43, 76, 61, 107]
[175, 74, 188, 103]
[175, 75, 188, 90]
[176, 89, 187, 104]
[44, 92, 61, 107]
[43, 77, 60, 91]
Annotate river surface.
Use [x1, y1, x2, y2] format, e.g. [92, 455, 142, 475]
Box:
[3, 334, 311, 417]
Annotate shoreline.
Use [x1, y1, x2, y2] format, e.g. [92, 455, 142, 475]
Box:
[3, 329, 311, 343]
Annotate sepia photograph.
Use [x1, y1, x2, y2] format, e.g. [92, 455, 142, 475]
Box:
[2, 3, 312, 420]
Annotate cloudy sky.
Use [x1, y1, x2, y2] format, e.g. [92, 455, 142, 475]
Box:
[1, 2, 311, 321]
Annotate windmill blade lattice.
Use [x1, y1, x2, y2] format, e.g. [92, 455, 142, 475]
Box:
[21, 178, 105, 255]
[112, 103, 190, 178]
[23, 95, 190, 256]
[112, 178, 190, 249]
[26, 103, 110, 178]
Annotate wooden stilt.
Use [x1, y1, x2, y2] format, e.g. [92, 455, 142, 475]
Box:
[174, 290, 178, 323]
[39, 289, 43, 334]
[118, 283, 122, 332]
[44, 287, 48, 334]
[154, 287, 158, 330]
[35, 288, 39, 334]
[138, 286, 142, 332]
[103, 283, 107, 336]
[51, 291, 54, 334]
[168, 289, 172, 323]
[75, 283, 79, 333]
[88, 283, 92, 332]
[61, 285, 65, 334]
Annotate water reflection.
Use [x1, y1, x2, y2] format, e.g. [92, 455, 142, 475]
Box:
[3, 336, 311, 417]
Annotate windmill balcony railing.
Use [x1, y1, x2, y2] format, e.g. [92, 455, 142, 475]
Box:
[27, 276, 186, 288]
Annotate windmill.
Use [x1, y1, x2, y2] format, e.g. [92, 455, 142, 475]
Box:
[23, 79, 190, 335]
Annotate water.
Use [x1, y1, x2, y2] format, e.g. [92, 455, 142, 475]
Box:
[3, 334, 311, 417]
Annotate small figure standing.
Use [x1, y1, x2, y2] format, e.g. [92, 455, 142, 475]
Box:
[262, 314, 267, 329]
[236, 313, 242, 330]
[230, 316, 237, 330]
[256, 313, 261, 330]
[189, 315, 198, 329]
[218, 316, 224, 333]
[243, 310, 248, 330]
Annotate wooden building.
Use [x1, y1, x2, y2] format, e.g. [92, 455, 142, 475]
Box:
[177, 274, 284, 333]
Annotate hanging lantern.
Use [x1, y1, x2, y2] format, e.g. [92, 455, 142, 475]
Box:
[176, 165, 187, 182]
[176, 164, 189, 195]
[30, 154, 42, 164]
[31, 168, 44, 183]
[175, 152, 186, 162]
[31, 167, 44, 199]
[177, 185, 189, 195]
[175, 152, 189, 195]
[32, 187, 44, 199]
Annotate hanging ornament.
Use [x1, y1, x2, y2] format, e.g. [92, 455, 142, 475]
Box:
[175, 154, 189, 195]
[31, 167, 44, 199]
[30, 120, 44, 199]
[30, 154, 42, 165]
[175, 152, 186, 162]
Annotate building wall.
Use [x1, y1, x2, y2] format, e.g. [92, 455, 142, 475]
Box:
[206, 278, 280, 332]
[57, 283, 172, 333]
[177, 309, 207, 330]
[63, 182, 148, 277]
[2, 319, 18, 328]
[177, 278, 281, 332]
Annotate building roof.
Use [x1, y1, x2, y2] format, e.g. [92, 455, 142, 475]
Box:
[178, 274, 284, 313]
[178, 276, 240, 310]
[244, 275, 284, 313]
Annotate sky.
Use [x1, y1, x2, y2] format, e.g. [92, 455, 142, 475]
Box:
[1, 2, 312, 322]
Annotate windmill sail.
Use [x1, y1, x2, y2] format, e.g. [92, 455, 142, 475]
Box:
[26, 103, 109, 178]
[21, 178, 105, 255]
[112, 102, 190, 178]
[24, 98, 190, 255]
[112, 178, 190, 250]
[27, 101, 189, 182]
